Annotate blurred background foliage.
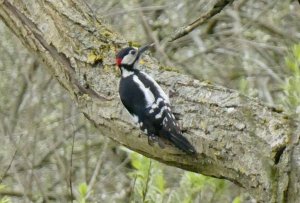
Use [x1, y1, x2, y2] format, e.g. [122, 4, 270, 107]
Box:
[0, 0, 299, 202]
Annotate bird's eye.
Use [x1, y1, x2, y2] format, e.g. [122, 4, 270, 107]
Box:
[130, 50, 136, 55]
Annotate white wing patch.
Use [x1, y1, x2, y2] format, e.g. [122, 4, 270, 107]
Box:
[133, 75, 155, 107]
[155, 106, 167, 119]
[140, 72, 170, 104]
[156, 98, 164, 105]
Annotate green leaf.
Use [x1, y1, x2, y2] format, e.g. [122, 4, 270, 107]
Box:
[239, 77, 249, 95]
[78, 182, 88, 198]
[282, 44, 300, 111]
[154, 173, 165, 193]
[0, 197, 11, 203]
[232, 196, 241, 203]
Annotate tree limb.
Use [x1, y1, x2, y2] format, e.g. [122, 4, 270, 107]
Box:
[168, 0, 235, 42]
[0, 0, 299, 202]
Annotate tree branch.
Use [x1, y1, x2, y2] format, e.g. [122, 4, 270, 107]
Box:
[167, 0, 235, 42]
[0, 0, 298, 202]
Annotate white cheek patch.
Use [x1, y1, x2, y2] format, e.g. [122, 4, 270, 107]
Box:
[122, 54, 137, 65]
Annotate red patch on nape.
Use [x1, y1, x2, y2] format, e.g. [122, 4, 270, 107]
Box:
[116, 57, 122, 66]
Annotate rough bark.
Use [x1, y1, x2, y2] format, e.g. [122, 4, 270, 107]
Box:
[0, 0, 299, 202]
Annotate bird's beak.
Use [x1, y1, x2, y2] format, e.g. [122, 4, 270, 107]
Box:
[137, 43, 154, 57]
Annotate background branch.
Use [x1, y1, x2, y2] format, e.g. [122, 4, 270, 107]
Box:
[168, 0, 235, 42]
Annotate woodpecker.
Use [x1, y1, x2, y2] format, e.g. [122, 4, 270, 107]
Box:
[116, 45, 196, 154]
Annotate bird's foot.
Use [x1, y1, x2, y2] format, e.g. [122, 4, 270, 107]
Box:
[148, 135, 158, 146]
[148, 135, 166, 149]
[157, 138, 165, 149]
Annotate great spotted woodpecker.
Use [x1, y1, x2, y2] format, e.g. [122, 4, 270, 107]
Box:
[116, 45, 196, 154]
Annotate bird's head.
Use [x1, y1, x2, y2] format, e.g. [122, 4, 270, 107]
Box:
[116, 44, 152, 68]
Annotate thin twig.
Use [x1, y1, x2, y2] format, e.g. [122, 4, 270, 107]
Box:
[69, 130, 76, 202]
[168, 0, 234, 42]
[100, 5, 166, 18]
[0, 189, 72, 201]
[142, 160, 152, 203]
[100, 157, 130, 182]
[137, 3, 174, 67]
[0, 148, 17, 184]
[35, 126, 84, 169]
[129, 174, 138, 203]
[86, 139, 109, 198]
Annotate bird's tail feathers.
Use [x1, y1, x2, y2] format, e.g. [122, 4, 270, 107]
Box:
[166, 131, 196, 155]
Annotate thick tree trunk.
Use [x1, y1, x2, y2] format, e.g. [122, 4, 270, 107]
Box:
[0, 0, 299, 202]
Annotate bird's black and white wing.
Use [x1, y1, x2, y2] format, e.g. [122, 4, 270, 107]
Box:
[137, 72, 196, 154]
[143, 98, 196, 154]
